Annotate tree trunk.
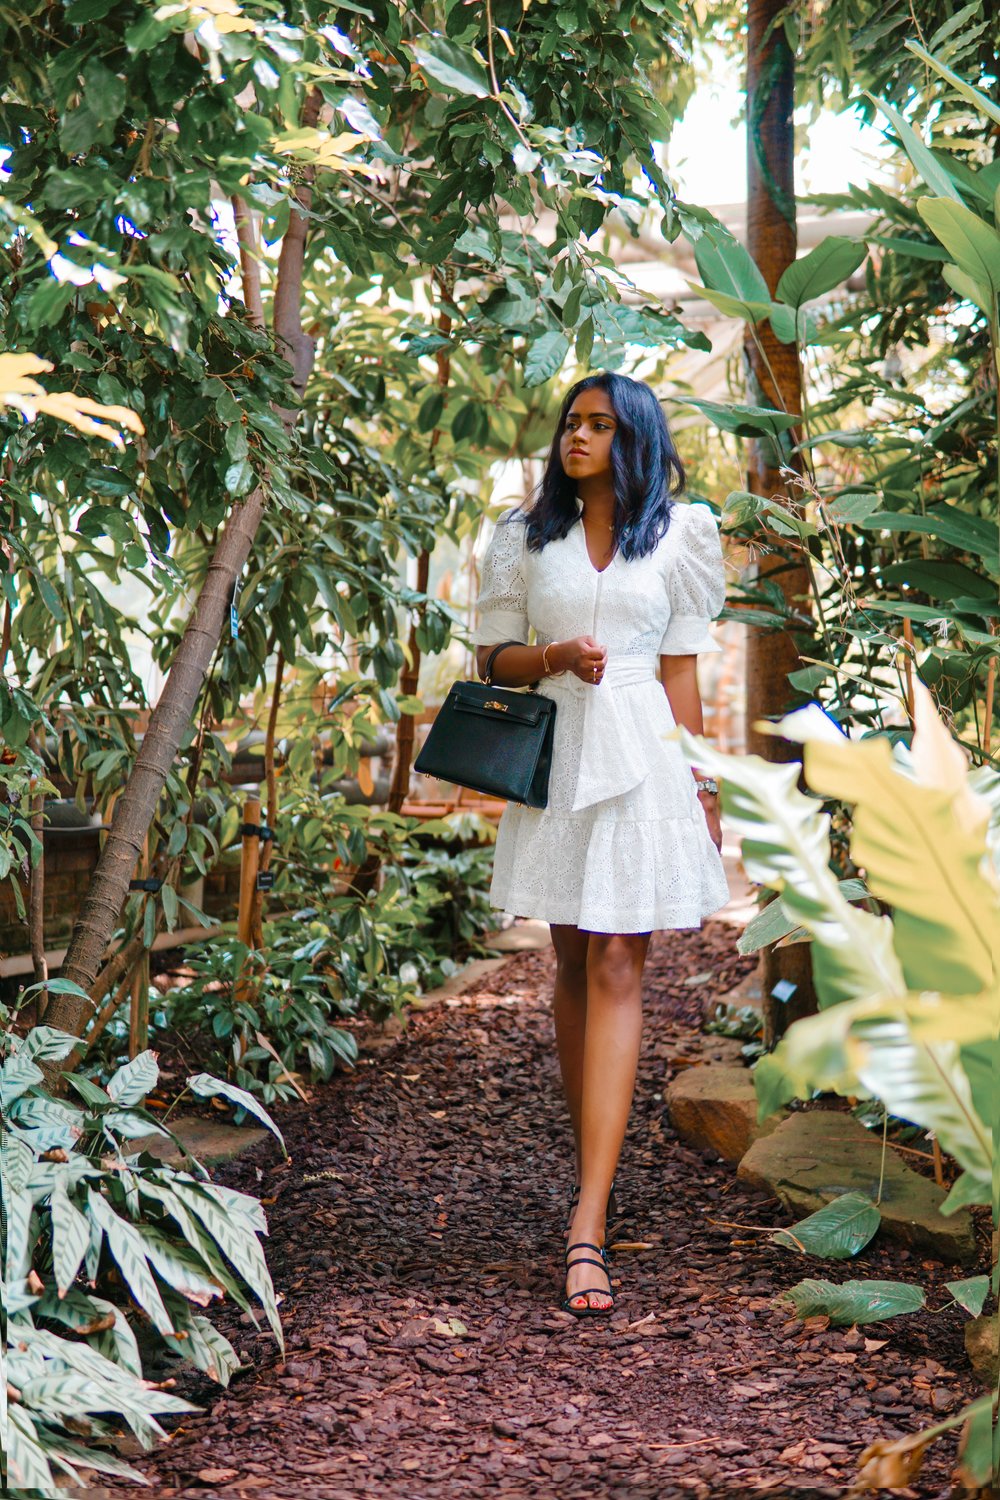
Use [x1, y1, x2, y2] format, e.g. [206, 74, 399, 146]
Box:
[46, 95, 322, 1039]
[387, 546, 431, 814]
[744, 0, 817, 1040]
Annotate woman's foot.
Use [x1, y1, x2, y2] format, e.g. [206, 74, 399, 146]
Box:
[563, 1232, 614, 1315]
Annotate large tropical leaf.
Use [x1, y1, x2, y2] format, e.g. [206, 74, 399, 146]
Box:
[803, 701, 995, 996]
[771, 993, 991, 1181]
[676, 724, 906, 1009]
[186, 1073, 286, 1152]
[86, 1189, 177, 1337]
[49, 1175, 91, 1295]
[775, 236, 867, 309]
[868, 96, 963, 203]
[917, 195, 1000, 300]
[772, 1191, 881, 1260]
[779, 1276, 926, 1325]
[106, 1049, 159, 1108]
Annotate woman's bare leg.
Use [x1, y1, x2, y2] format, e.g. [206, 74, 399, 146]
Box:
[549, 923, 590, 1169]
[565, 931, 651, 1311]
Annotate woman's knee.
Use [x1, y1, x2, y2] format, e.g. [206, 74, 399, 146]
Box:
[587, 933, 649, 991]
[551, 924, 589, 980]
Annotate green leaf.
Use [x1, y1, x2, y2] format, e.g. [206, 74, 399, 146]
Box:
[738, 877, 868, 955]
[939, 1169, 990, 1215]
[523, 331, 570, 387]
[688, 282, 773, 324]
[804, 731, 996, 995]
[161, 882, 179, 931]
[904, 39, 1000, 130]
[185, 1072, 286, 1153]
[86, 1189, 177, 1336]
[772, 1192, 881, 1259]
[822, 492, 882, 525]
[106, 1049, 158, 1108]
[779, 1276, 926, 1325]
[775, 237, 867, 309]
[917, 196, 1000, 301]
[411, 37, 490, 98]
[50, 1176, 91, 1294]
[693, 230, 769, 308]
[224, 458, 255, 497]
[944, 1274, 989, 1317]
[679, 398, 800, 438]
[861, 504, 999, 572]
[869, 96, 963, 203]
[677, 723, 906, 1012]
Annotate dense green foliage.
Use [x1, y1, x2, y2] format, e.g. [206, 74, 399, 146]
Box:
[2, 1014, 284, 1494]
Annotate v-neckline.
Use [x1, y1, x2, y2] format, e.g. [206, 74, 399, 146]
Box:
[575, 497, 617, 575]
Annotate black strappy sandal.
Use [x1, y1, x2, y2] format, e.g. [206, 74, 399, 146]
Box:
[562, 1240, 614, 1318]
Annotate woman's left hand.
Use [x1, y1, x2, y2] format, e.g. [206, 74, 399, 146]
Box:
[699, 792, 722, 852]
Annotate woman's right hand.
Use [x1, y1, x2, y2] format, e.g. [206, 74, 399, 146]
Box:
[557, 635, 608, 685]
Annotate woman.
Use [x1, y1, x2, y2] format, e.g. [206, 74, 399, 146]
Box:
[471, 372, 730, 1318]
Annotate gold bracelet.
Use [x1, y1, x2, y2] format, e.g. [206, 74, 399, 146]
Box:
[542, 643, 553, 676]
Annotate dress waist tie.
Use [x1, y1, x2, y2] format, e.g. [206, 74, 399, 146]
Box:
[544, 657, 671, 812]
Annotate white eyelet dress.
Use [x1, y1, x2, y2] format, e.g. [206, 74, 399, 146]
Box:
[470, 497, 731, 933]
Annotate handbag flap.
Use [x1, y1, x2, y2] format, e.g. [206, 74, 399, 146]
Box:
[449, 683, 549, 726]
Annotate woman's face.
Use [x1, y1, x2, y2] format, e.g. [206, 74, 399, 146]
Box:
[559, 389, 618, 482]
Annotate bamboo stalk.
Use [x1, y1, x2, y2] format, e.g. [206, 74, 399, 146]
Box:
[984, 653, 995, 758]
[901, 615, 915, 724]
[931, 1137, 945, 1188]
[128, 949, 151, 1059]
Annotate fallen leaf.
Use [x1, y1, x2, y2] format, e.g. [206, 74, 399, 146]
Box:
[197, 1469, 240, 1484]
[864, 1337, 889, 1352]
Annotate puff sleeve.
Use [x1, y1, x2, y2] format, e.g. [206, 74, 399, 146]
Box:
[659, 503, 726, 656]
[471, 509, 530, 646]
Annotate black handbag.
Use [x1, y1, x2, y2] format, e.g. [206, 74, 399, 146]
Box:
[413, 640, 556, 809]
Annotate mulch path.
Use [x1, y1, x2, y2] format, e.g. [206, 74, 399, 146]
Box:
[107, 922, 982, 1500]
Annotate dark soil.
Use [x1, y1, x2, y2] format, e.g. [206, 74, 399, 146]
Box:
[107, 923, 983, 1500]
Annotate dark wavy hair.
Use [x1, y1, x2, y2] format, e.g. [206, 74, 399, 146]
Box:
[522, 373, 685, 560]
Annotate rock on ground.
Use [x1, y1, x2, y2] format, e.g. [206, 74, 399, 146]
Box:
[738, 1110, 978, 1266]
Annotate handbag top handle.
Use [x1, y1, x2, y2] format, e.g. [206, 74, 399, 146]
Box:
[482, 639, 524, 686]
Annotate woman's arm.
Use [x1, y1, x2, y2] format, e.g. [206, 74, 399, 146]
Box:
[660, 654, 722, 850]
[475, 638, 607, 687]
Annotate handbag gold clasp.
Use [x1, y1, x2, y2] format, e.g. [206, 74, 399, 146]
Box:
[483, 699, 508, 711]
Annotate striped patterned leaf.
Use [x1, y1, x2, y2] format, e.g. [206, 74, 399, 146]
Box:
[141, 1226, 225, 1306]
[162, 1296, 241, 1385]
[22, 1026, 78, 1062]
[7, 1404, 55, 1491]
[169, 1179, 283, 1347]
[137, 1177, 258, 1321]
[50, 1174, 91, 1295]
[106, 1049, 159, 1108]
[104, 1109, 168, 1139]
[199, 1178, 268, 1236]
[86, 1189, 176, 1337]
[186, 1073, 286, 1153]
[36, 1430, 146, 1484]
[20, 1371, 110, 1417]
[89, 1294, 144, 1377]
[1, 1129, 32, 1193]
[5, 1187, 34, 1281]
[1, 1052, 44, 1107]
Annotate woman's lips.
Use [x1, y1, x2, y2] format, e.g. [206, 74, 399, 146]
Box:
[568, 448, 587, 456]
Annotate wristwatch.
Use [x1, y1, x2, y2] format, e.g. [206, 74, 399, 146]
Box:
[694, 777, 719, 796]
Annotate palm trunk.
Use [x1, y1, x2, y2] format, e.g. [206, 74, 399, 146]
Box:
[45, 94, 322, 1038]
[744, 0, 817, 1042]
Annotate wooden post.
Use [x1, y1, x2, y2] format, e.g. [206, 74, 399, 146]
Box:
[128, 949, 150, 1059]
[237, 794, 261, 952]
